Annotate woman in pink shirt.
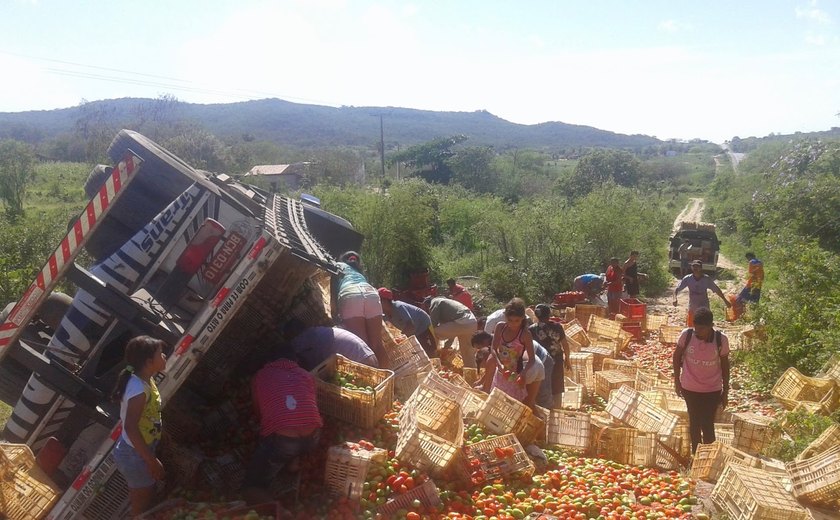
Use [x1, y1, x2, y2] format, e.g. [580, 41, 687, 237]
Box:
[672, 307, 730, 453]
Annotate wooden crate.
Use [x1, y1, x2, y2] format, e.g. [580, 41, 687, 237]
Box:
[771, 367, 837, 410]
[786, 444, 840, 508]
[712, 464, 808, 520]
[594, 370, 635, 401]
[547, 410, 591, 452]
[477, 387, 530, 436]
[733, 412, 780, 456]
[457, 433, 535, 485]
[568, 352, 594, 390]
[605, 385, 678, 436]
[324, 443, 387, 500]
[689, 442, 761, 483]
[602, 358, 641, 379]
[659, 325, 684, 345]
[562, 318, 590, 347]
[377, 480, 442, 517]
[312, 353, 395, 429]
[797, 424, 840, 461]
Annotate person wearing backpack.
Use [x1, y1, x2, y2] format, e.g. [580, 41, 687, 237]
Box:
[672, 307, 730, 454]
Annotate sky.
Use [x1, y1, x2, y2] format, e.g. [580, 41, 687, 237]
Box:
[1, 0, 839, 142]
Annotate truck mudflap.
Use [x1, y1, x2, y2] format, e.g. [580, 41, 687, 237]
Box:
[0, 153, 140, 363]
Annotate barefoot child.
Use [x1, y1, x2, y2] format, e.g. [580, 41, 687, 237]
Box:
[111, 336, 168, 517]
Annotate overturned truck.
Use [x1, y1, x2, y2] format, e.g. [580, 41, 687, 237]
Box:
[0, 131, 360, 519]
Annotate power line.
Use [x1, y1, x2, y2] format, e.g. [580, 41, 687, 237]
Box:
[0, 49, 340, 106]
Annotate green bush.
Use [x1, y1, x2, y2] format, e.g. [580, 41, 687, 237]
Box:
[763, 407, 838, 462]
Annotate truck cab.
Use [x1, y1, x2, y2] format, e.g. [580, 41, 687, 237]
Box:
[0, 130, 351, 519]
[669, 222, 719, 276]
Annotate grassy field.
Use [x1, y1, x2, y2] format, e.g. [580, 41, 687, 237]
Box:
[0, 401, 11, 434]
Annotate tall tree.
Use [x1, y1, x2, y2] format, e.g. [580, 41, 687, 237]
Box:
[0, 140, 36, 220]
[389, 135, 467, 184]
[565, 149, 642, 198]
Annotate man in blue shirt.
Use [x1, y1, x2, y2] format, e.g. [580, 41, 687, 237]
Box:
[673, 260, 731, 326]
[378, 288, 437, 356]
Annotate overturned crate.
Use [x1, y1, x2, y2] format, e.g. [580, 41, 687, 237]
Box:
[797, 423, 840, 461]
[377, 479, 443, 517]
[568, 352, 595, 391]
[562, 318, 590, 347]
[396, 385, 463, 476]
[771, 367, 838, 412]
[547, 410, 591, 452]
[712, 464, 807, 520]
[689, 441, 762, 483]
[786, 444, 840, 509]
[733, 412, 781, 456]
[324, 442, 388, 500]
[457, 433, 535, 486]
[606, 385, 678, 437]
[594, 370, 635, 401]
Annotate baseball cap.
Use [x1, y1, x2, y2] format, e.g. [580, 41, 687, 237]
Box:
[377, 287, 393, 301]
[691, 260, 703, 267]
[534, 304, 551, 319]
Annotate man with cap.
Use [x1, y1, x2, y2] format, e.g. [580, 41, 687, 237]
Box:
[674, 260, 731, 326]
[529, 304, 573, 408]
[424, 295, 478, 368]
[378, 288, 437, 356]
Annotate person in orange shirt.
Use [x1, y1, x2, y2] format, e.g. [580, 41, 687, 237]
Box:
[736, 252, 764, 304]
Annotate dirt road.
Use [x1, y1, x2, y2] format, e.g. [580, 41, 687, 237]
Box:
[648, 198, 743, 320]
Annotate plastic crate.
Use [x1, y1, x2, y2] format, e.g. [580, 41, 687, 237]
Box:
[476, 387, 531, 436]
[158, 441, 204, 485]
[619, 298, 647, 321]
[575, 304, 607, 330]
[562, 318, 590, 347]
[463, 367, 480, 386]
[324, 442, 387, 500]
[654, 434, 683, 471]
[422, 370, 487, 420]
[644, 314, 669, 333]
[590, 425, 637, 465]
[605, 385, 678, 436]
[631, 432, 658, 467]
[581, 345, 615, 371]
[621, 322, 642, 341]
[312, 353, 395, 429]
[786, 444, 840, 508]
[561, 377, 584, 410]
[514, 406, 546, 447]
[377, 479, 442, 516]
[395, 427, 461, 476]
[771, 367, 837, 410]
[458, 433, 535, 485]
[733, 412, 780, 456]
[818, 353, 840, 383]
[400, 385, 464, 442]
[568, 352, 594, 390]
[689, 442, 762, 483]
[587, 315, 623, 340]
[601, 358, 641, 379]
[0, 464, 61, 520]
[715, 422, 735, 446]
[712, 464, 807, 520]
[383, 334, 429, 371]
[394, 366, 432, 401]
[381, 320, 408, 351]
[797, 424, 840, 461]
[634, 369, 671, 392]
[594, 370, 635, 401]
[199, 452, 246, 489]
[658, 325, 684, 345]
[656, 388, 688, 418]
[0, 443, 36, 474]
[546, 410, 591, 451]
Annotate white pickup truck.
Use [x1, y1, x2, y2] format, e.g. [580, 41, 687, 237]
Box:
[668, 221, 720, 276]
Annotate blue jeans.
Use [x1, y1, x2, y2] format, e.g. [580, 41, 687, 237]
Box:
[242, 430, 320, 489]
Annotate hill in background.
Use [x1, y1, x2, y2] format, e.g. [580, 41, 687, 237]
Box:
[0, 97, 661, 150]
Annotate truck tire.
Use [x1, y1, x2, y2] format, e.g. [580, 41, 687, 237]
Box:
[82, 130, 208, 260]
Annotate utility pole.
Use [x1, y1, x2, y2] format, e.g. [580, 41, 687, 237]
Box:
[379, 114, 386, 181]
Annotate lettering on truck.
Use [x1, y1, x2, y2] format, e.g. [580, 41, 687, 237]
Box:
[203, 231, 246, 284]
[206, 277, 250, 334]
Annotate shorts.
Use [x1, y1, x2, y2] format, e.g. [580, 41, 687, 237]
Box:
[243, 430, 320, 489]
[114, 438, 158, 489]
[738, 287, 761, 303]
[523, 356, 545, 385]
[338, 284, 382, 320]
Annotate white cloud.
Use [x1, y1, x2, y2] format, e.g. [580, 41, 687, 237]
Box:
[804, 32, 828, 45]
[796, 2, 832, 24]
